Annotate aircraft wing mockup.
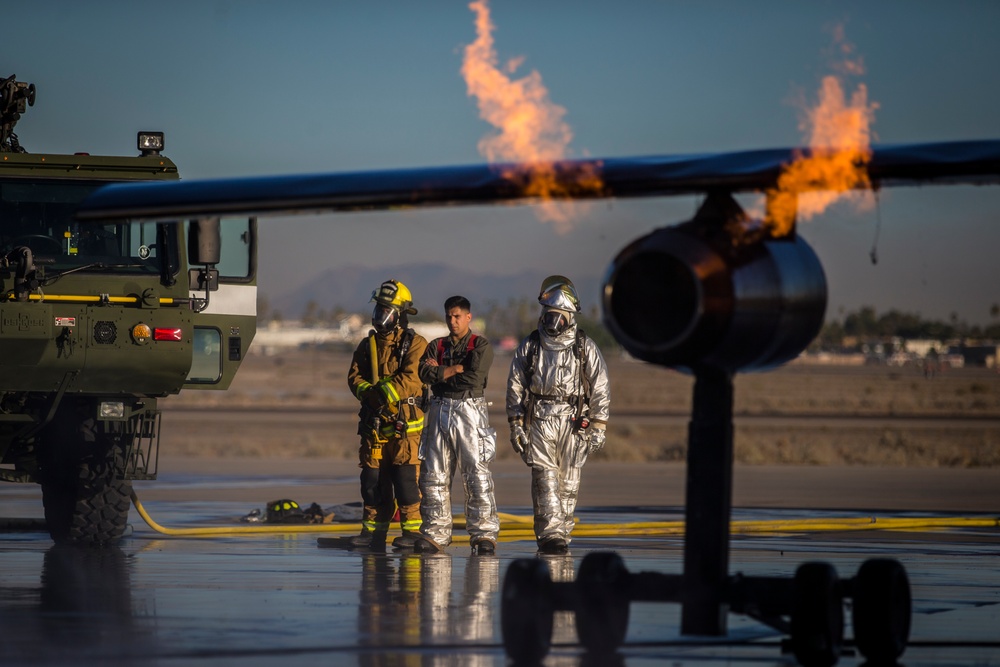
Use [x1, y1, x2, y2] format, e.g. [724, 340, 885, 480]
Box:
[77, 139, 1000, 221]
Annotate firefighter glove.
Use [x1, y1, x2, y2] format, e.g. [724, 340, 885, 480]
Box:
[361, 387, 384, 412]
[588, 424, 606, 454]
[510, 421, 529, 462]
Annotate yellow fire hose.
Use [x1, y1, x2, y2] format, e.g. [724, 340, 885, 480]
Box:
[129, 491, 999, 541]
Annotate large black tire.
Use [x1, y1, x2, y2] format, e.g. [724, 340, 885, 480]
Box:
[852, 558, 911, 663]
[790, 561, 844, 667]
[501, 558, 554, 663]
[42, 462, 132, 545]
[38, 403, 133, 546]
[575, 551, 630, 655]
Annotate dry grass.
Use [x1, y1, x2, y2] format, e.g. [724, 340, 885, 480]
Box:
[160, 349, 1000, 467]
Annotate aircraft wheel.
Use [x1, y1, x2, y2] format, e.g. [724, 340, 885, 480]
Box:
[790, 561, 844, 667]
[501, 558, 554, 663]
[575, 551, 630, 654]
[852, 558, 911, 663]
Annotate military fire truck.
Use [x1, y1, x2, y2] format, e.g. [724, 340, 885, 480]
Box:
[0, 76, 256, 544]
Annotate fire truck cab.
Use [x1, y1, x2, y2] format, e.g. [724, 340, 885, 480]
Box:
[0, 76, 257, 543]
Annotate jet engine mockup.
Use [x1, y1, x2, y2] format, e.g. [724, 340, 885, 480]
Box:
[602, 191, 827, 373]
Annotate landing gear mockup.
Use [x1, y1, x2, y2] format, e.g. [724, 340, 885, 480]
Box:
[501, 554, 911, 665]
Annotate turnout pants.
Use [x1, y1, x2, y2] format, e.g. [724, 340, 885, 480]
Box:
[359, 436, 421, 534]
[418, 396, 499, 546]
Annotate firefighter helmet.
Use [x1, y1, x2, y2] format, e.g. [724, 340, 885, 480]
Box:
[266, 498, 305, 523]
[371, 279, 417, 333]
[538, 275, 581, 312]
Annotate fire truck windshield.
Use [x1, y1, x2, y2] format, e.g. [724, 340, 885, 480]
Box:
[0, 180, 177, 275]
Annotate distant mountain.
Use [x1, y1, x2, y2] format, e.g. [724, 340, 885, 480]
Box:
[266, 263, 603, 319]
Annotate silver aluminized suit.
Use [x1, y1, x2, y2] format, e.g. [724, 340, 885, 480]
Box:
[506, 320, 611, 545]
[417, 331, 499, 548]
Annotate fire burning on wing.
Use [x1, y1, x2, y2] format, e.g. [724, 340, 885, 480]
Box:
[461, 8, 875, 240]
[762, 26, 878, 238]
[461, 0, 602, 230]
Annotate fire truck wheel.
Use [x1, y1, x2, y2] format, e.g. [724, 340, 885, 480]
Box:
[575, 551, 630, 654]
[790, 561, 844, 667]
[42, 459, 131, 545]
[501, 558, 554, 663]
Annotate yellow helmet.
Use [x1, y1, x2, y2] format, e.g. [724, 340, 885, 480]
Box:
[371, 280, 417, 333]
[537, 275, 581, 312]
[372, 279, 416, 312]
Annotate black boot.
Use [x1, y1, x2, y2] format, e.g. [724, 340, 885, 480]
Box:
[349, 528, 374, 547]
[392, 530, 421, 549]
[412, 537, 443, 553]
[471, 538, 496, 555]
[350, 527, 387, 548]
[537, 537, 568, 554]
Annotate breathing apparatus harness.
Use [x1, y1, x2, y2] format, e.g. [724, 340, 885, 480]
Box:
[363, 327, 419, 459]
[436, 333, 478, 364]
[521, 328, 592, 434]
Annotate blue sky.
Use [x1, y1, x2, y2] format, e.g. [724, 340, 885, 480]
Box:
[6, 1, 1000, 324]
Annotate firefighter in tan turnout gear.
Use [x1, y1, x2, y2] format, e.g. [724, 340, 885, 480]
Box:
[348, 280, 429, 548]
[407, 295, 499, 555]
[506, 276, 611, 554]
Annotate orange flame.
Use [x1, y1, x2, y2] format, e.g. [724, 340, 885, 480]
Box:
[764, 29, 878, 238]
[461, 0, 601, 230]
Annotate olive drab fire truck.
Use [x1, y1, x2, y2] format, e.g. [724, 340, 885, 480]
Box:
[0, 76, 257, 544]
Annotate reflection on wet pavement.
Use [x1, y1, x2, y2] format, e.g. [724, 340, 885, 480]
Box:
[0, 501, 998, 666]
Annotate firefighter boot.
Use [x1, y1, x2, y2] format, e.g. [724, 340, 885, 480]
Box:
[350, 527, 387, 548]
[392, 530, 421, 549]
[537, 537, 568, 554]
[471, 538, 496, 555]
[412, 537, 444, 553]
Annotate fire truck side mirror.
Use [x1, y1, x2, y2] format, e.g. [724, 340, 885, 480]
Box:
[188, 217, 221, 266]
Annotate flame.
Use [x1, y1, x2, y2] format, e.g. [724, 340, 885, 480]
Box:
[763, 29, 878, 238]
[461, 0, 601, 230]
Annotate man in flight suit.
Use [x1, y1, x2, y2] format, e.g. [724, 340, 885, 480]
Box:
[408, 295, 500, 555]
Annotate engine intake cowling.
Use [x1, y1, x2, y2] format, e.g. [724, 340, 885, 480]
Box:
[602, 193, 827, 373]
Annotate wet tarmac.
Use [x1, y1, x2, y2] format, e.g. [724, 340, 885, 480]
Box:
[2, 470, 999, 667]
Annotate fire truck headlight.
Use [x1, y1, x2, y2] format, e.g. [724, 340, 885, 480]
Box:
[99, 401, 125, 420]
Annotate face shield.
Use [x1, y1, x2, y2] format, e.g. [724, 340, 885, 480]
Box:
[541, 308, 571, 337]
[538, 286, 580, 312]
[372, 304, 400, 334]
